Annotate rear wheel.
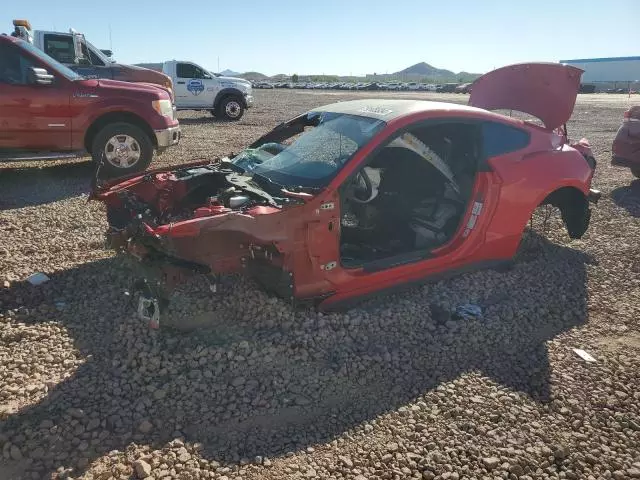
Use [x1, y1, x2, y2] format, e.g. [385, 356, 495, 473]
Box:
[216, 95, 245, 121]
[92, 122, 153, 178]
[631, 166, 640, 179]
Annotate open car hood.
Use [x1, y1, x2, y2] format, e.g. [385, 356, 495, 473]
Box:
[468, 62, 584, 130]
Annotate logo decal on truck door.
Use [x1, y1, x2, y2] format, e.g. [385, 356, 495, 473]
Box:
[187, 79, 205, 96]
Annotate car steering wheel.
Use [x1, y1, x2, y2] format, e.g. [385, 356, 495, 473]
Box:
[350, 169, 375, 204]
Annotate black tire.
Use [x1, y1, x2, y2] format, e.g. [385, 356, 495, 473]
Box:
[91, 122, 153, 179]
[560, 200, 591, 239]
[216, 95, 245, 121]
[631, 167, 640, 179]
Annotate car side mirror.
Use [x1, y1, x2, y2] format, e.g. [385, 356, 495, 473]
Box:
[28, 67, 54, 85]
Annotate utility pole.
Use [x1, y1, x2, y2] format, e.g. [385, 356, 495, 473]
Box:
[217, 57, 220, 72]
[109, 24, 112, 50]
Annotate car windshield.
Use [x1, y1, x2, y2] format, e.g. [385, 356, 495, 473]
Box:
[231, 111, 386, 189]
[18, 39, 84, 81]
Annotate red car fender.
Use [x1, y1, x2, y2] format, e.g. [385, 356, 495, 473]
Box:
[484, 147, 592, 257]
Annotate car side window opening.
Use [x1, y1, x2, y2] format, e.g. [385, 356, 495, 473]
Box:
[482, 121, 530, 157]
[339, 121, 482, 269]
[0, 44, 34, 85]
[176, 63, 209, 79]
[43, 34, 76, 64]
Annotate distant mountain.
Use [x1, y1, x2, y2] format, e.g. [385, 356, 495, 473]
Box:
[131, 61, 480, 84]
[239, 71, 269, 80]
[394, 62, 455, 78]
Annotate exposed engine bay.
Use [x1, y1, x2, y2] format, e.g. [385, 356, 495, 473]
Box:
[103, 160, 301, 232]
[98, 160, 301, 328]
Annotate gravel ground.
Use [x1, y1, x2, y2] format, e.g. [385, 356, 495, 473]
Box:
[0, 90, 639, 480]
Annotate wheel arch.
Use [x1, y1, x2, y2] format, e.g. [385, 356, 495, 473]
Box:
[213, 88, 246, 110]
[533, 183, 591, 239]
[539, 184, 588, 208]
[85, 112, 157, 154]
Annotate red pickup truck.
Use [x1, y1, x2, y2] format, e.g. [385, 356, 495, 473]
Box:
[0, 33, 181, 177]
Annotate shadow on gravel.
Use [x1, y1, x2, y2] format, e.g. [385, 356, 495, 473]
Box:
[611, 179, 640, 217]
[0, 235, 594, 478]
[0, 162, 94, 210]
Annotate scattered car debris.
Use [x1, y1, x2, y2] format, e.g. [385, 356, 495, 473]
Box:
[452, 303, 483, 321]
[573, 348, 597, 363]
[26, 272, 50, 286]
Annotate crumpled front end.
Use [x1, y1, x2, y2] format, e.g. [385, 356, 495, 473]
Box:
[92, 160, 298, 328]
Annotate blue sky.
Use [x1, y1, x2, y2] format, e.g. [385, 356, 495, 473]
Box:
[4, 0, 638, 76]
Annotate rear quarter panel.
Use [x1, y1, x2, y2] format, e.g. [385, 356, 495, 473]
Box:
[483, 140, 592, 256]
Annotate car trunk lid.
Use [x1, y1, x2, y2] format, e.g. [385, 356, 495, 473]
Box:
[468, 62, 584, 130]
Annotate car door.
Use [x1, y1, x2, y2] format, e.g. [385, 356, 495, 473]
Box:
[41, 33, 114, 80]
[174, 62, 215, 108]
[315, 117, 505, 308]
[0, 42, 72, 152]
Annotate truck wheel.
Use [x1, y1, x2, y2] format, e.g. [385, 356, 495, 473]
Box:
[92, 122, 153, 178]
[216, 96, 245, 121]
[631, 167, 640, 179]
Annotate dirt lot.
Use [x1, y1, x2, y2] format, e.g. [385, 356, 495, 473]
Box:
[0, 90, 639, 480]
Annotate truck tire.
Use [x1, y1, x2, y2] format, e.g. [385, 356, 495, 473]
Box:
[92, 122, 153, 178]
[216, 95, 245, 121]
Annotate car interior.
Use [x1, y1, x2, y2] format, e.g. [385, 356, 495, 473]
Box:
[339, 122, 481, 269]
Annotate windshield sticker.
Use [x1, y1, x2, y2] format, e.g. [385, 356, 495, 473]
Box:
[187, 79, 205, 96]
[359, 105, 393, 116]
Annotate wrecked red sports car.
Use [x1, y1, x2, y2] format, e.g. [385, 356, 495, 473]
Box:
[612, 105, 640, 178]
[91, 62, 600, 326]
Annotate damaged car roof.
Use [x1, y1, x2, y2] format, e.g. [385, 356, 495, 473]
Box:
[309, 99, 492, 122]
[320, 62, 584, 131]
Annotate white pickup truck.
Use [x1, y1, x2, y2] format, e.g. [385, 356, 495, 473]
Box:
[158, 60, 254, 121]
[10, 19, 173, 93]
